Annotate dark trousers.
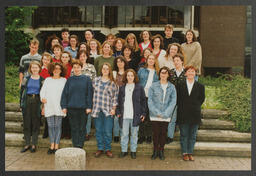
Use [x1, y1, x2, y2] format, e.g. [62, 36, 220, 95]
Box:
[68, 108, 87, 148]
[62, 116, 71, 137]
[152, 121, 168, 151]
[138, 98, 152, 138]
[23, 95, 40, 146]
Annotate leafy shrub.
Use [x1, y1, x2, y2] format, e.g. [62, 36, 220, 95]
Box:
[5, 65, 20, 103]
[199, 75, 251, 132]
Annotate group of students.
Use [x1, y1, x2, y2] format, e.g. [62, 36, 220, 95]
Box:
[19, 24, 205, 162]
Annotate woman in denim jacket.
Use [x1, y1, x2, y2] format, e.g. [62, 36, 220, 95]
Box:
[137, 54, 159, 144]
[148, 66, 177, 160]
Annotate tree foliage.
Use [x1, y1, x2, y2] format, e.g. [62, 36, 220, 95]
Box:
[5, 7, 37, 65]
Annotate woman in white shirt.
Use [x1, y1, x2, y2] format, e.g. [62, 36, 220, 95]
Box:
[151, 34, 166, 69]
[116, 69, 146, 159]
[40, 62, 67, 154]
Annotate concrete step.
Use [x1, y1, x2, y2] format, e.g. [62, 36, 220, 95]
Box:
[5, 112, 23, 122]
[5, 132, 251, 157]
[5, 120, 250, 143]
[5, 103, 229, 120]
[173, 129, 251, 143]
[5, 103, 21, 112]
[200, 119, 235, 130]
[5, 121, 44, 134]
[201, 109, 229, 119]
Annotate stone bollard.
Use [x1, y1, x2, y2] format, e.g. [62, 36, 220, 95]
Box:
[55, 147, 86, 170]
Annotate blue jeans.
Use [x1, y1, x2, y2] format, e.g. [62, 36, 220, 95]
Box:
[94, 111, 114, 151]
[167, 107, 177, 138]
[86, 114, 92, 135]
[113, 116, 120, 137]
[47, 116, 62, 144]
[179, 124, 199, 154]
[121, 119, 139, 152]
[68, 108, 87, 148]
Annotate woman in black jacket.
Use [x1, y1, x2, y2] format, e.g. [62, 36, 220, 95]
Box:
[176, 65, 205, 161]
[116, 69, 147, 159]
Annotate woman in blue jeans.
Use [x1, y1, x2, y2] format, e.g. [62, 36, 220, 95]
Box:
[40, 62, 67, 154]
[116, 69, 146, 159]
[176, 65, 205, 161]
[91, 62, 119, 158]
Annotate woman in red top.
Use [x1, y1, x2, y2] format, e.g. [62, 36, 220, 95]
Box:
[40, 52, 52, 79]
[139, 30, 152, 54]
[39, 52, 52, 139]
[60, 51, 72, 79]
[52, 44, 63, 63]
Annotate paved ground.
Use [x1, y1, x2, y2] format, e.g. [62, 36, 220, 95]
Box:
[5, 147, 250, 171]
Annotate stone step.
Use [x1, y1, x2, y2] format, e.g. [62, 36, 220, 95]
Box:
[5, 103, 229, 120]
[200, 119, 235, 130]
[5, 121, 44, 134]
[201, 109, 229, 119]
[5, 112, 23, 122]
[174, 129, 251, 143]
[5, 133, 251, 157]
[5, 121, 250, 143]
[5, 103, 21, 112]
[4, 112, 235, 130]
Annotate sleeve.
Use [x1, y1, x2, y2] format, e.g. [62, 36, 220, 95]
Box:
[112, 83, 119, 107]
[162, 85, 177, 119]
[199, 84, 205, 105]
[86, 77, 93, 109]
[60, 79, 69, 109]
[94, 58, 99, 75]
[19, 56, 24, 73]
[39, 78, 48, 101]
[91, 65, 97, 80]
[147, 86, 162, 116]
[116, 86, 123, 116]
[140, 85, 147, 117]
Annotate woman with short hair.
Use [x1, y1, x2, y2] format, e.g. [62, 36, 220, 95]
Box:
[176, 65, 205, 161]
[64, 34, 79, 59]
[61, 60, 93, 148]
[20, 61, 44, 153]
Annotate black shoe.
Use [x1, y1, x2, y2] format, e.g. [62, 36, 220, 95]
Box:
[47, 148, 54, 155]
[114, 136, 119, 143]
[159, 150, 165, 160]
[20, 146, 30, 153]
[131, 152, 136, 159]
[119, 152, 128, 158]
[146, 136, 152, 144]
[151, 150, 158, 160]
[166, 137, 173, 144]
[30, 146, 36, 153]
[53, 149, 58, 154]
[138, 136, 145, 144]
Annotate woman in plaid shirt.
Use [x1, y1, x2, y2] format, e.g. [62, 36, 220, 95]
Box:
[91, 62, 119, 158]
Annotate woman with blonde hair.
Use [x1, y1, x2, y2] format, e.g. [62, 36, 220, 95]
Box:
[91, 62, 119, 158]
[88, 39, 102, 60]
[137, 54, 159, 144]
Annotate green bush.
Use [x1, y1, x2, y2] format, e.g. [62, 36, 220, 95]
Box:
[5, 7, 37, 65]
[200, 75, 251, 132]
[5, 65, 20, 103]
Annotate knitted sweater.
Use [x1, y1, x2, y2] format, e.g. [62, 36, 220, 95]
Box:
[181, 41, 202, 75]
